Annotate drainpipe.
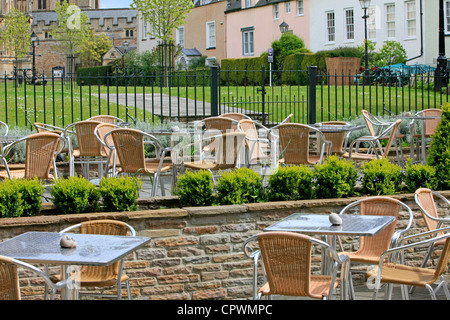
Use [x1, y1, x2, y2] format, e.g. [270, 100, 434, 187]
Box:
[406, 0, 423, 62]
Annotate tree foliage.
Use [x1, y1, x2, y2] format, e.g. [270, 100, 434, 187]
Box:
[131, 0, 194, 42]
[79, 30, 112, 67]
[50, 1, 90, 56]
[271, 33, 309, 68]
[358, 40, 407, 67]
[0, 8, 31, 66]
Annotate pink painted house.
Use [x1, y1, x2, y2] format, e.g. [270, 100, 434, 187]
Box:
[225, 0, 310, 59]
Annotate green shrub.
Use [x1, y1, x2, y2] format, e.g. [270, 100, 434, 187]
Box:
[174, 170, 215, 206]
[215, 168, 264, 205]
[404, 158, 437, 193]
[313, 156, 358, 199]
[99, 176, 142, 212]
[0, 180, 23, 218]
[361, 158, 403, 195]
[267, 165, 314, 201]
[427, 104, 449, 190]
[50, 176, 101, 214]
[15, 178, 44, 217]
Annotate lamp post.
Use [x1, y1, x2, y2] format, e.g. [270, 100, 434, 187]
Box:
[359, 0, 371, 85]
[30, 31, 39, 84]
[279, 21, 289, 34]
[436, 0, 448, 91]
[122, 40, 129, 70]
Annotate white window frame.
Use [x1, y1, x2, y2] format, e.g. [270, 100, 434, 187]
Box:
[245, 0, 252, 8]
[297, 0, 304, 16]
[286, 1, 291, 14]
[177, 27, 185, 48]
[326, 11, 335, 43]
[142, 18, 147, 40]
[206, 21, 216, 49]
[405, 1, 417, 38]
[242, 27, 254, 56]
[344, 8, 354, 41]
[274, 4, 279, 20]
[446, 1, 450, 34]
[385, 3, 396, 39]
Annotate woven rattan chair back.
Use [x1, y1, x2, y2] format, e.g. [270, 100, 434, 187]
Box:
[219, 113, 250, 121]
[381, 119, 401, 158]
[74, 120, 104, 157]
[0, 255, 20, 300]
[78, 220, 129, 279]
[278, 123, 312, 165]
[257, 232, 313, 297]
[240, 119, 265, 161]
[321, 121, 347, 155]
[357, 197, 401, 258]
[416, 109, 442, 136]
[24, 132, 60, 180]
[204, 117, 238, 133]
[95, 123, 116, 163]
[89, 115, 124, 124]
[415, 188, 441, 232]
[434, 237, 450, 280]
[110, 128, 148, 174]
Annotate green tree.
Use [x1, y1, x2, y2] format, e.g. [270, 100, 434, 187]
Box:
[131, 0, 194, 42]
[374, 41, 407, 66]
[79, 30, 112, 67]
[0, 8, 31, 68]
[50, 1, 90, 73]
[271, 33, 309, 68]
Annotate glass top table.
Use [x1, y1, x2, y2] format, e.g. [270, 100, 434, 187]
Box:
[264, 213, 395, 236]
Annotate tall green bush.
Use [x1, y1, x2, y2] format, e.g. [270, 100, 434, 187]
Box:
[361, 158, 403, 195]
[427, 104, 450, 190]
[16, 178, 44, 217]
[267, 165, 314, 201]
[313, 156, 357, 199]
[215, 168, 263, 205]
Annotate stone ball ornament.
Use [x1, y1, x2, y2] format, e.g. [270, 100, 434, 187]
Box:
[329, 213, 343, 225]
[60, 235, 77, 248]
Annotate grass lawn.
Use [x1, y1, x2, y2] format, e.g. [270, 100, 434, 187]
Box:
[0, 79, 447, 129]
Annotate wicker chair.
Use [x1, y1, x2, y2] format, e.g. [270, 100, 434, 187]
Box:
[338, 196, 413, 298]
[94, 122, 119, 178]
[0, 255, 69, 300]
[49, 220, 136, 300]
[342, 119, 401, 163]
[104, 128, 174, 197]
[243, 232, 351, 300]
[178, 132, 246, 181]
[239, 119, 272, 166]
[0, 132, 61, 180]
[65, 120, 110, 179]
[362, 110, 405, 165]
[414, 188, 450, 268]
[366, 227, 450, 300]
[88, 115, 125, 124]
[219, 112, 251, 121]
[319, 121, 350, 156]
[274, 123, 331, 166]
[409, 108, 442, 162]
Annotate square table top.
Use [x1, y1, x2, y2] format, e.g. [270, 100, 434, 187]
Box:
[264, 213, 395, 236]
[0, 231, 151, 266]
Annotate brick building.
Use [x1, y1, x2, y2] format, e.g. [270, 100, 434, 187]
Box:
[0, 0, 137, 76]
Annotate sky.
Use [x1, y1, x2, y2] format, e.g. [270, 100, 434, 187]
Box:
[101, 0, 134, 9]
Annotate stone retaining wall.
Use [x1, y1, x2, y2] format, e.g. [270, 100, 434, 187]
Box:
[1, 191, 449, 300]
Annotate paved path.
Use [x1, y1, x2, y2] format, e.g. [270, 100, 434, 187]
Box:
[100, 93, 254, 120]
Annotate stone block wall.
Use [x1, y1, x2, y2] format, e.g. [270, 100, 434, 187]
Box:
[0, 191, 449, 300]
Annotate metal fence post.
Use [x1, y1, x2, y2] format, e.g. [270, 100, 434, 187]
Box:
[308, 66, 317, 124]
[210, 65, 219, 117]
